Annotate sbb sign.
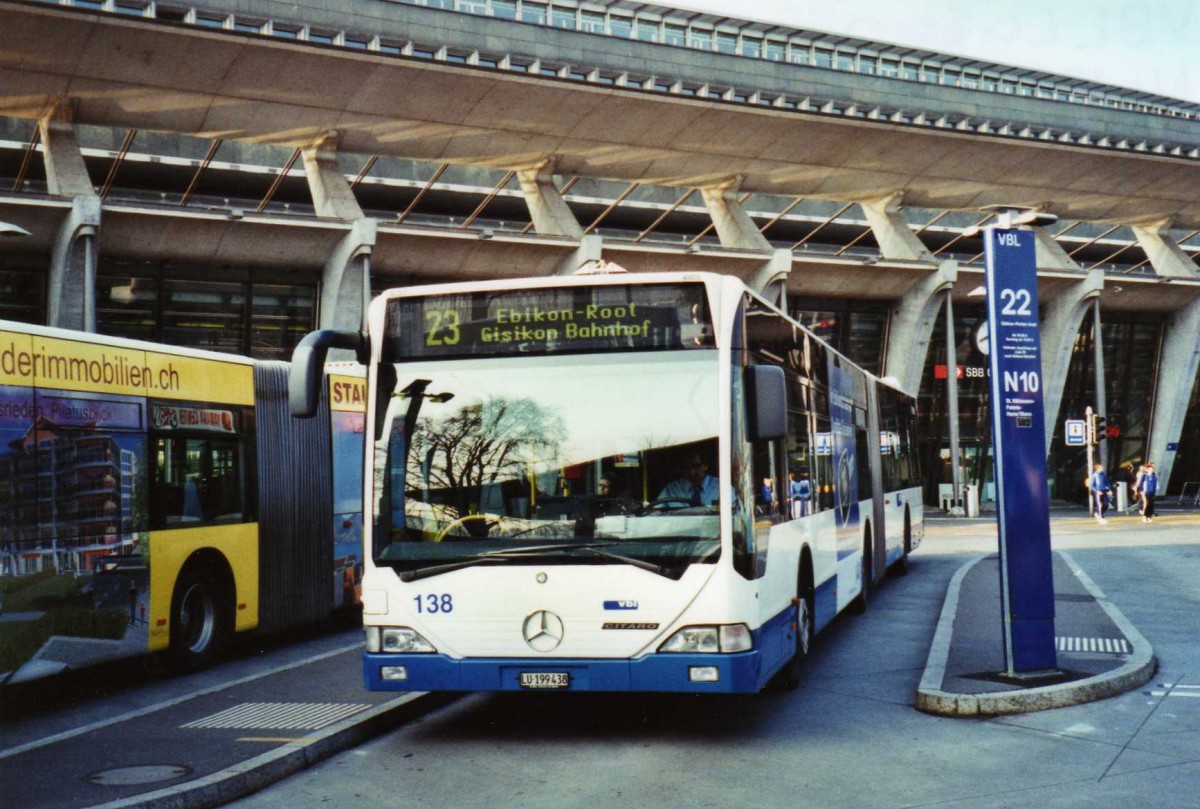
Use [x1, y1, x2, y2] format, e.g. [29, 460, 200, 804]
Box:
[934, 364, 988, 379]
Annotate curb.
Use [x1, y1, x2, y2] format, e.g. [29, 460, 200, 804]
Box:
[915, 552, 1156, 717]
[84, 691, 450, 809]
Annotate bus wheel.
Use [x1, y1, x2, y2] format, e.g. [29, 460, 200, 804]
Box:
[169, 563, 229, 671]
[773, 569, 813, 692]
[893, 509, 912, 576]
[850, 524, 871, 614]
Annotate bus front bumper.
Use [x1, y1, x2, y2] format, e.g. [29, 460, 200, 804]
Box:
[363, 650, 763, 693]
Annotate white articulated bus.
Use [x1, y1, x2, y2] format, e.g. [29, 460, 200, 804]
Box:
[290, 271, 922, 694]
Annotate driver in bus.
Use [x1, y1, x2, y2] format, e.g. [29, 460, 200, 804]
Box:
[657, 451, 720, 506]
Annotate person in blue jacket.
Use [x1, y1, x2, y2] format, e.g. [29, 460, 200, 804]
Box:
[1089, 462, 1112, 524]
[1139, 461, 1158, 523]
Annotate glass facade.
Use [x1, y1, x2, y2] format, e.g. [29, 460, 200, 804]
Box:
[3, 251, 1194, 506]
[913, 302, 1180, 507]
[96, 263, 317, 361]
[916, 305, 993, 506]
[790, 299, 889, 377]
[1047, 313, 1163, 500]
[1172, 370, 1200, 497]
[0, 266, 45, 324]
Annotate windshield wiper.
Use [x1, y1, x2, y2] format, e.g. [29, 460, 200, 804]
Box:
[398, 541, 671, 581]
[570, 545, 670, 577]
[478, 541, 616, 557]
[398, 556, 514, 582]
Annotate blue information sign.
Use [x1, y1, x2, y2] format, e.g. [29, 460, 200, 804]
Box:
[984, 228, 1057, 673]
[1064, 419, 1087, 447]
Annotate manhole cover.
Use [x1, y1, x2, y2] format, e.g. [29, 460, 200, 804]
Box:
[88, 765, 191, 786]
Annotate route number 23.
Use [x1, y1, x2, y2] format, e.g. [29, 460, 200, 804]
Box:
[424, 309, 461, 346]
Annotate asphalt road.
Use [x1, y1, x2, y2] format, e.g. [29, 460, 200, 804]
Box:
[219, 515, 1200, 809]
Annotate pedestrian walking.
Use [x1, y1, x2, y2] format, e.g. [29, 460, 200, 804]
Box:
[1132, 463, 1147, 515]
[1089, 462, 1112, 524]
[1139, 461, 1158, 523]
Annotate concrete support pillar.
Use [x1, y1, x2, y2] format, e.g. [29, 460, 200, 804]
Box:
[553, 233, 603, 275]
[302, 139, 364, 221]
[40, 109, 101, 332]
[1147, 299, 1200, 491]
[1132, 219, 1200, 279]
[48, 195, 101, 332]
[699, 178, 772, 252]
[883, 260, 958, 396]
[320, 218, 376, 334]
[1031, 226, 1081, 271]
[748, 249, 793, 309]
[517, 161, 583, 238]
[1039, 269, 1104, 449]
[858, 193, 932, 261]
[943, 290, 963, 515]
[39, 108, 95, 198]
[1131, 220, 1199, 490]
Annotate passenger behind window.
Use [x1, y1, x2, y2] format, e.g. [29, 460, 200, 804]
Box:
[657, 451, 719, 506]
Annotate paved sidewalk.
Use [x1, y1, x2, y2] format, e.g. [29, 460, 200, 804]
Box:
[0, 643, 448, 809]
[916, 549, 1156, 716]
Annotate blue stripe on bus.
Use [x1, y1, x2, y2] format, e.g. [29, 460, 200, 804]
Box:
[365, 577, 844, 695]
[364, 649, 764, 693]
[813, 575, 838, 635]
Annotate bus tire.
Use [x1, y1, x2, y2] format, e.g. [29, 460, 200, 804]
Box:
[892, 508, 912, 577]
[849, 523, 871, 614]
[168, 561, 230, 671]
[773, 563, 815, 692]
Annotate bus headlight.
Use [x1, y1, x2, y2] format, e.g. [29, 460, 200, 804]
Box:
[366, 626, 437, 653]
[658, 624, 752, 654]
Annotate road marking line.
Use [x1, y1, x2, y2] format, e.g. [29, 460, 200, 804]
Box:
[0, 641, 363, 759]
[1057, 636, 1130, 654]
[183, 702, 370, 731]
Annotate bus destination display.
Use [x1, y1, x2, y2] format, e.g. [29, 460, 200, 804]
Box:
[386, 283, 713, 360]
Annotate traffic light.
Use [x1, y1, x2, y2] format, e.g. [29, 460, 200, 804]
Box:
[1087, 413, 1106, 445]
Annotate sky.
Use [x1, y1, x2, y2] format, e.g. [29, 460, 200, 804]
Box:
[674, 0, 1199, 103]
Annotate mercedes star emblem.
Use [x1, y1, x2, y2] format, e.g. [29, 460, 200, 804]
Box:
[522, 610, 565, 652]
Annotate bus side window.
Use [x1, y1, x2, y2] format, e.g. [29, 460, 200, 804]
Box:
[151, 436, 244, 527]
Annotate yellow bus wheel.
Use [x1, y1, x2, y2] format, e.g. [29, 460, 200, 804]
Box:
[169, 561, 231, 671]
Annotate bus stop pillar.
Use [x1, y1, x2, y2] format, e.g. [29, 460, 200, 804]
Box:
[982, 211, 1057, 675]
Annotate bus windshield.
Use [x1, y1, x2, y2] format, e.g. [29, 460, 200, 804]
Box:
[372, 351, 721, 579]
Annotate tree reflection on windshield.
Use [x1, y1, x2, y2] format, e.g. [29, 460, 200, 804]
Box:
[409, 396, 565, 537]
[374, 353, 723, 575]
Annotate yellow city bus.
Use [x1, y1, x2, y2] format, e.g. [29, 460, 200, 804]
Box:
[0, 320, 362, 683]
